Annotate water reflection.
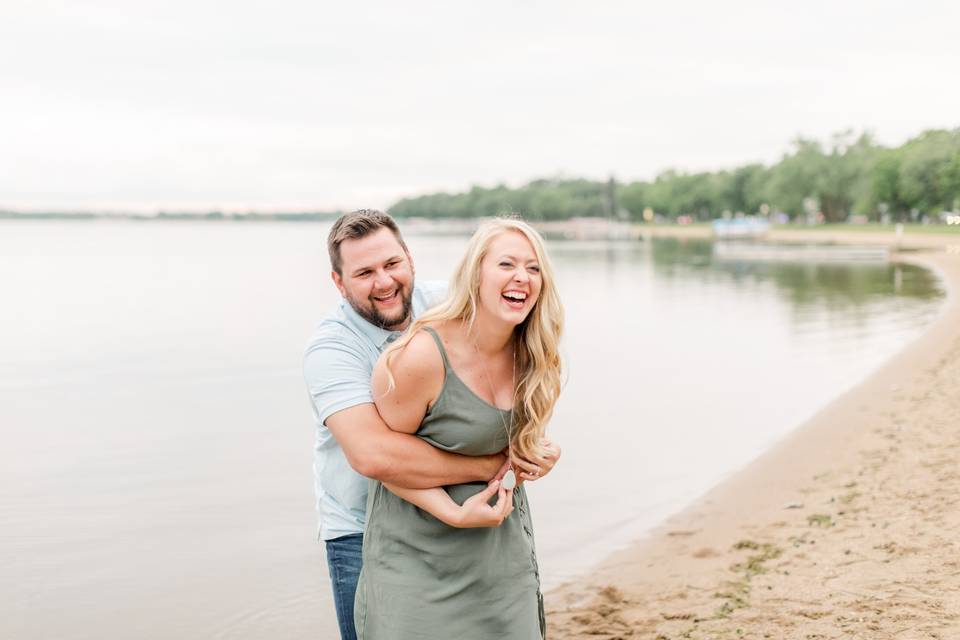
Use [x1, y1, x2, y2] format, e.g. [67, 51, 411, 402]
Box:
[549, 236, 942, 316]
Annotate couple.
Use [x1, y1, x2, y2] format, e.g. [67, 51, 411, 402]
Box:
[303, 210, 563, 640]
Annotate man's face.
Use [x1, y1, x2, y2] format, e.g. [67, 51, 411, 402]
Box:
[332, 227, 415, 331]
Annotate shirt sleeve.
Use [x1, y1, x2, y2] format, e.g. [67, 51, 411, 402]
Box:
[303, 330, 374, 426]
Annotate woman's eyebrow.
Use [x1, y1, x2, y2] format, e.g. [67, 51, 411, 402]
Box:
[498, 254, 538, 263]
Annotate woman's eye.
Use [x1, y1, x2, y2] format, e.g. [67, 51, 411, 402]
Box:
[528, 266, 541, 273]
[499, 262, 513, 268]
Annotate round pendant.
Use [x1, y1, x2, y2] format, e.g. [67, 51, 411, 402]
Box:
[501, 469, 517, 491]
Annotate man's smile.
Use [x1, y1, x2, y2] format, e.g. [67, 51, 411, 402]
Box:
[372, 288, 401, 305]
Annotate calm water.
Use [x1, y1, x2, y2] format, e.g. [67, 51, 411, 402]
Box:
[1, 221, 944, 639]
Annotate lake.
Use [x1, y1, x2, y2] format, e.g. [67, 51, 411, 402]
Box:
[0, 220, 944, 639]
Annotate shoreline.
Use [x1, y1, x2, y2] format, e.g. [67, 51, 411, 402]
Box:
[547, 230, 960, 638]
[636, 222, 960, 248]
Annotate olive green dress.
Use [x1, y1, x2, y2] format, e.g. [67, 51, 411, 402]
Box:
[354, 328, 545, 639]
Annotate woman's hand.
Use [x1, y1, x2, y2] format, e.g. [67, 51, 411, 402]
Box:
[449, 479, 514, 528]
[512, 437, 561, 482]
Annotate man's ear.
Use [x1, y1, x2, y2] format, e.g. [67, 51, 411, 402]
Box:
[331, 271, 347, 297]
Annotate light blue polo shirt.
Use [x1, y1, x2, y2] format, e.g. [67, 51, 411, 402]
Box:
[303, 281, 446, 541]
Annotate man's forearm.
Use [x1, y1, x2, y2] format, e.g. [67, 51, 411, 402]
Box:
[328, 403, 505, 489]
[366, 430, 503, 489]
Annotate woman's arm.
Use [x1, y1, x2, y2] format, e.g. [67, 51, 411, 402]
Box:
[371, 331, 443, 433]
[383, 479, 514, 528]
[373, 330, 512, 526]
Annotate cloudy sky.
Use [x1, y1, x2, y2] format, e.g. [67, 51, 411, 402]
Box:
[2, 0, 959, 212]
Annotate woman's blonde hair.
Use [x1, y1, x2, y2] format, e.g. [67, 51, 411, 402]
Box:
[385, 216, 564, 462]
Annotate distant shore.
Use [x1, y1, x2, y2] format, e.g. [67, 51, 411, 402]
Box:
[547, 229, 960, 638]
[4, 211, 959, 238]
[637, 222, 960, 246]
[0, 210, 341, 222]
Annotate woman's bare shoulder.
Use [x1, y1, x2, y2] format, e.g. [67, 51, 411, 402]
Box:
[373, 326, 445, 391]
[420, 319, 465, 350]
[372, 328, 446, 431]
[391, 329, 444, 376]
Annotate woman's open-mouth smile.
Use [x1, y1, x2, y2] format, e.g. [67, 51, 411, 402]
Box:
[501, 290, 528, 309]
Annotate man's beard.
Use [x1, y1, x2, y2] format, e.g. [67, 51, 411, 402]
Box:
[347, 286, 414, 330]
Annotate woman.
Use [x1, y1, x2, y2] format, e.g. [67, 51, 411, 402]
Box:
[354, 218, 563, 639]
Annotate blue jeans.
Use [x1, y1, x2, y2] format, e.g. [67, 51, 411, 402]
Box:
[325, 533, 363, 640]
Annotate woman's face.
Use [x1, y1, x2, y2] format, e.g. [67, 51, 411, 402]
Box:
[477, 231, 543, 327]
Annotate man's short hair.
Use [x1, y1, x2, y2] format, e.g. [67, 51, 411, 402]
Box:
[327, 209, 408, 275]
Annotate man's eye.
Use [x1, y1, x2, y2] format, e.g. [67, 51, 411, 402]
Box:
[386, 261, 399, 269]
[358, 271, 372, 277]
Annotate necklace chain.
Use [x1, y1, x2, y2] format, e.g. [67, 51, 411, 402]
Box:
[472, 337, 516, 452]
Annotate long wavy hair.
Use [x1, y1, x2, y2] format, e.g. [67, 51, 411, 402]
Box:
[385, 217, 564, 462]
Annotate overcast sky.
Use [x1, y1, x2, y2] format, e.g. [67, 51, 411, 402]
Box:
[2, 0, 959, 212]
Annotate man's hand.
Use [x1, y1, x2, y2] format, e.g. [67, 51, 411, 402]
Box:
[449, 480, 514, 528]
[512, 437, 561, 482]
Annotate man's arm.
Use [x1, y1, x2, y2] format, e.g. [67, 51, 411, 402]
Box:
[304, 325, 504, 488]
[326, 404, 504, 489]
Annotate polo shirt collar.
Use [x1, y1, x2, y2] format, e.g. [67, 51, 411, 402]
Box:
[341, 298, 403, 349]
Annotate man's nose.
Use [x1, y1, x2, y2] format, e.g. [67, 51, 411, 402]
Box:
[373, 270, 394, 289]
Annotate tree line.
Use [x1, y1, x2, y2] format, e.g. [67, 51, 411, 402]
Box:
[388, 128, 960, 223]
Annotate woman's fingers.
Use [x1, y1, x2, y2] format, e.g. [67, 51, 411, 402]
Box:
[528, 438, 561, 479]
[457, 481, 511, 527]
[480, 479, 501, 499]
[512, 455, 540, 477]
[495, 487, 514, 521]
[513, 455, 543, 482]
[467, 480, 500, 508]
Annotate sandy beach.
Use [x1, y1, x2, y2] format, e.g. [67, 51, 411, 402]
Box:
[547, 229, 960, 639]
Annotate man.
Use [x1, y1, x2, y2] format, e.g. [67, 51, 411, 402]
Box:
[303, 210, 511, 640]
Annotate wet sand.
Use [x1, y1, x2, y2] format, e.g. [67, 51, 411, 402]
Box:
[548, 229, 960, 638]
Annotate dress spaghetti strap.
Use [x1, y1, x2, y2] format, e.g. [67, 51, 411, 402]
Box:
[420, 326, 452, 373]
